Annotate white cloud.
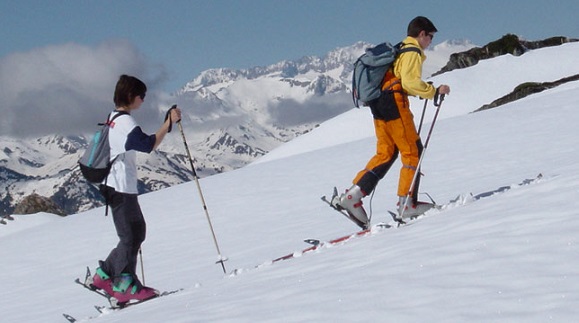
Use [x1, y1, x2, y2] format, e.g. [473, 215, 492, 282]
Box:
[0, 40, 168, 137]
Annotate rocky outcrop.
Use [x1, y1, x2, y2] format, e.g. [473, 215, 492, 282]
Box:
[13, 193, 66, 216]
[433, 35, 578, 76]
[475, 74, 579, 112]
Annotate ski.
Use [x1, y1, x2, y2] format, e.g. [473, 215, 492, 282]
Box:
[108, 288, 182, 309]
[303, 222, 392, 247]
[466, 173, 543, 201]
[388, 173, 546, 224]
[63, 289, 183, 322]
[63, 306, 104, 323]
[228, 222, 392, 276]
[388, 173, 543, 226]
[303, 212, 425, 252]
[321, 187, 369, 230]
[273, 222, 392, 263]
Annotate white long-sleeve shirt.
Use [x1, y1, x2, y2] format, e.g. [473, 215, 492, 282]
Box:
[104, 111, 156, 194]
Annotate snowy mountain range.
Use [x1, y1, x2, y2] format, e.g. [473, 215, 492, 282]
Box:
[0, 38, 491, 217]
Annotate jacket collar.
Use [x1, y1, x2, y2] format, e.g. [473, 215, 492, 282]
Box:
[402, 36, 426, 60]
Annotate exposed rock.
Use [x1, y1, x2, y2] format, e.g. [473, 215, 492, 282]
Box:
[475, 74, 579, 112]
[13, 193, 66, 216]
[433, 35, 578, 76]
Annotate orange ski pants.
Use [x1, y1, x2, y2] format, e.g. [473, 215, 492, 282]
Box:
[353, 80, 422, 197]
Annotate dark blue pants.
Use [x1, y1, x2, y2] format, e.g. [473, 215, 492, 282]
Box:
[100, 186, 146, 288]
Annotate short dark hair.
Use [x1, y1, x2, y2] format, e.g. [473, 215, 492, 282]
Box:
[407, 16, 438, 37]
[113, 74, 147, 107]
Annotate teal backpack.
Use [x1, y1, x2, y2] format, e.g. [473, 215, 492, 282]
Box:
[78, 111, 128, 183]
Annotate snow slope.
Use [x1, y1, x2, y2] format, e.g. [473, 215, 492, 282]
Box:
[1, 43, 579, 322]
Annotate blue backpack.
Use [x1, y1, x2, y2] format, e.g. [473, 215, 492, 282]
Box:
[78, 111, 128, 183]
[352, 42, 421, 107]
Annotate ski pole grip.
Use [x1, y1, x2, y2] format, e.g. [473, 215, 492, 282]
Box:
[165, 104, 178, 132]
[434, 89, 445, 107]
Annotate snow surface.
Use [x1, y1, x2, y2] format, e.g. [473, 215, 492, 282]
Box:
[2, 42, 579, 322]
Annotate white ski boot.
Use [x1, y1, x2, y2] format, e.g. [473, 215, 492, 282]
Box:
[331, 185, 369, 227]
[397, 196, 434, 219]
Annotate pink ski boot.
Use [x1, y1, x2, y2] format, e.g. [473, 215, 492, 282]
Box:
[90, 267, 114, 296]
[110, 274, 159, 307]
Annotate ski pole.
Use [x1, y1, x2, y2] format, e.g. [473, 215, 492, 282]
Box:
[417, 81, 433, 135]
[422, 92, 445, 150]
[412, 82, 433, 201]
[139, 248, 145, 285]
[400, 93, 445, 219]
[417, 98, 428, 135]
[176, 114, 227, 274]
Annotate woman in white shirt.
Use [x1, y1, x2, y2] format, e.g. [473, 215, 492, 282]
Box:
[90, 75, 181, 304]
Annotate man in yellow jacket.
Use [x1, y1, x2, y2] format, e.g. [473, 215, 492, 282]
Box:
[332, 16, 451, 226]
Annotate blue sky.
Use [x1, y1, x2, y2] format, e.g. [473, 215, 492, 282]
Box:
[2, 0, 577, 92]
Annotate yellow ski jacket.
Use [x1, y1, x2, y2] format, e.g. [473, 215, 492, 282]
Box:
[391, 36, 436, 100]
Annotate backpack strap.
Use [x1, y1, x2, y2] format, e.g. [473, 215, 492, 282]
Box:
[101, 110, 129, 126]
[396, 42, 422, 56]
[103, 110, 129, 166]
[379, 43, 423, 93]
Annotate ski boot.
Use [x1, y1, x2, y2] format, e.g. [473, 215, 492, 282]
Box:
[110, 274, 158, 306]
[397, 196, 435, 219]
[331, 185, 369, 228]
[91, 267, 114, 296]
